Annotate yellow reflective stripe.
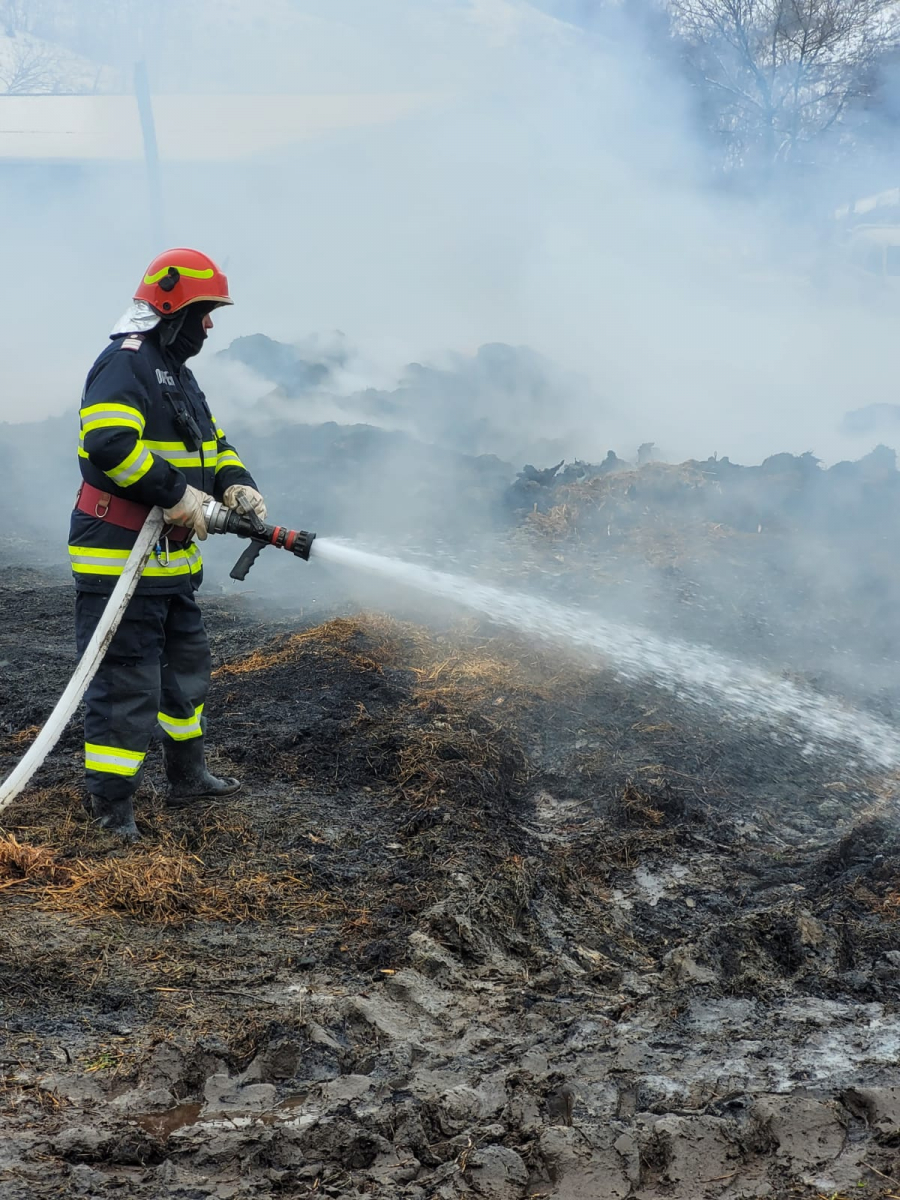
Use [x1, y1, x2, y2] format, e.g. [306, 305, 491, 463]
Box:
[85, 743, 144, 762]
[77, 447, 89, 460]
[152, 452, 202, 468]
[143, 548, 202, 576]
[85, 743, 146, 777]
[158, 704, 204, 741]
[215, 450, 245, 473]
[69, 546, 130, 559]
[80, 402, 145, 429]
[211, 415, 227, 440]
[106, 444, 154, 488]
[143, 439, 217, 469]
[69, 550, 131, 571]
[143, 440, 217, 452]
[82, 417, 145, 436]
[68, 544, 203, 578]
[144, 265, 214, 285]
[158, 704, 204, 728]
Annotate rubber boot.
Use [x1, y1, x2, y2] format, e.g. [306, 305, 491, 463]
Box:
[163, 737, 241, 808]
[84, 795, 141, 841]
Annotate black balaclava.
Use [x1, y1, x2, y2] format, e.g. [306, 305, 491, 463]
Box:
[158, 302, 215, 364]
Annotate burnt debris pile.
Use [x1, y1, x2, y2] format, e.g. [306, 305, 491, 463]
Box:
[500, 447, 900, 711]
[507, 444, 900, 538]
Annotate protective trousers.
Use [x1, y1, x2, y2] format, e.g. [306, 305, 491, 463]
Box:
[75, 591, 211, 804]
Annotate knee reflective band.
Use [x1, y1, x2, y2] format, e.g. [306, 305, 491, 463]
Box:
[158, 704, 204, 741]
[85, 743, 145, 777]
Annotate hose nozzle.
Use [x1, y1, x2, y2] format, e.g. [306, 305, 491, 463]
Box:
[202, 499, 316, 579]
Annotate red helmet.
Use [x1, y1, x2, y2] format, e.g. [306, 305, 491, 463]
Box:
[134, 248, 233, 316]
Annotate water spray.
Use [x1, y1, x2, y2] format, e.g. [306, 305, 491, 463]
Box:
[311, 538, 900, 771]
[3, 510, 899, 816]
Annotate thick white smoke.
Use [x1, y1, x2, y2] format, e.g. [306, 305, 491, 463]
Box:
[2, 0, 900, 466]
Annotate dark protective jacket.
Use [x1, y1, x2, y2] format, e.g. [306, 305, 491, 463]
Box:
[69, 331, 257, 594]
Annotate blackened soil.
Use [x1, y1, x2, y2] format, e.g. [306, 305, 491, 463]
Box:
[1, 573, 900, 1200]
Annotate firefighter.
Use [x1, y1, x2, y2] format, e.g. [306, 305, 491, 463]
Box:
[70, 249, 265, 840]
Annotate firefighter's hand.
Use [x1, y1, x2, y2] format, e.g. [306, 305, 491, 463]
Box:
[223, 484, 267, 520]
[164, 484, 211, 541]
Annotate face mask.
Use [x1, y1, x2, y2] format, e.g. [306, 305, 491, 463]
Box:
[159, 305, 211, 363]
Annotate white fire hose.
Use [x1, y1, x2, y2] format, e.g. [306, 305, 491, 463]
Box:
[0, 508, 166, 814]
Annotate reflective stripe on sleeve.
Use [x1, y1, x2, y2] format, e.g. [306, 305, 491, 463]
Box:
[80, 402, 146, 434]
[85, 743, 145, 777]
[215, 449, 245, 473]
[157, 704, 204, 741]
[105, 444, 154, 488]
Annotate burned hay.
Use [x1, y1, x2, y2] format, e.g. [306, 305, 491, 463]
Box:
[0, 725, 40, 751]
[0, 831, 332, 926]
[0, 833, 72, 889]
[213, 615, 402, 679]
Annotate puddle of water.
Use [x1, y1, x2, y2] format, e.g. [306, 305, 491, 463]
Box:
[135, 1102, 202, 1139]
[136, 1095, 312, 1140]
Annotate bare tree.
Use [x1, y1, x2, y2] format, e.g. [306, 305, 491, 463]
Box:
[668, 0, 900, 170]
[0, 37, 62, 94]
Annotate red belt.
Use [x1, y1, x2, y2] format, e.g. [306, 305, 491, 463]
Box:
[75, 482, 191, 544]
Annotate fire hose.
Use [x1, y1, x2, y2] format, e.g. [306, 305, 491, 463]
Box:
[0, 500, 315, 814]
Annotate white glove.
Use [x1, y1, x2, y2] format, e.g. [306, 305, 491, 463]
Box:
[164, 484, 212, 541]
[223, 484, 267, 520]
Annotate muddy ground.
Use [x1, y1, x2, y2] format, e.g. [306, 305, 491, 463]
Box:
[2, 559, 900, 1200]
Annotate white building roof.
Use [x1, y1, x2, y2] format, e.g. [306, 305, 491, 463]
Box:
[0, 92, 439, 163]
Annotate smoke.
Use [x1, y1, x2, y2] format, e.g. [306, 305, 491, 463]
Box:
[7, 0, 900, 710]
[5, 0, 900, 463]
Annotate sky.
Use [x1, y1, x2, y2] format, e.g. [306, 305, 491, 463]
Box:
[2, 0, 900, 465]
